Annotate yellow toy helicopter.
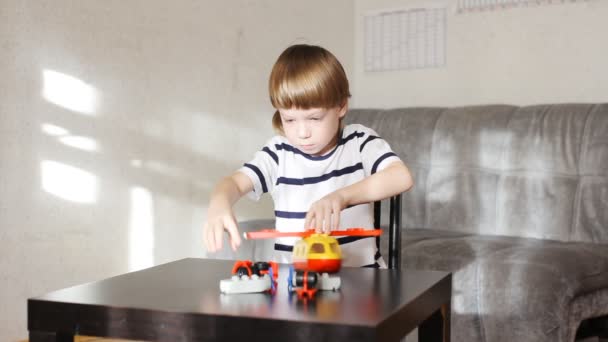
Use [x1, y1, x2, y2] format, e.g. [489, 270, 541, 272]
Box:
[243, 228, 382, 298]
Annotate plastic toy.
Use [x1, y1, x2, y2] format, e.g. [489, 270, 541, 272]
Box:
[292, 233, 341, 273]
[245, 228, 382, 299]
[287, 265, 341, 299]
[219, 261, 278, 294]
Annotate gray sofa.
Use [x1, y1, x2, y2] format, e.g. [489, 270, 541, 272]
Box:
[216, 104, 608, 342]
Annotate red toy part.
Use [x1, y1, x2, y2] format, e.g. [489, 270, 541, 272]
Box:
[231, 260, 253, 276]
[231, 260, 279, 281]
[294, 270, 318, 300]
[244, 228, 382, 240]
[293, 258, 340, 273]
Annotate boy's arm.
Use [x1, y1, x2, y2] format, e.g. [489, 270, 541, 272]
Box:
[304, 161, 413, 232]
[203, 171, 254, 252]
[341, 160, 413, 205]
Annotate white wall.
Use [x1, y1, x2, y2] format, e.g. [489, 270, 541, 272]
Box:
[353, 0, 608, 108]
[0, 1, 353, 340]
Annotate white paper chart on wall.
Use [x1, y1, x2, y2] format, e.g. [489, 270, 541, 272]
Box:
[457, 0, 591, 12]
[364, 7, 446, 72]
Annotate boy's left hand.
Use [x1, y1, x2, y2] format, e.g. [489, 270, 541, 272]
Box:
[304, 192, 347, 233]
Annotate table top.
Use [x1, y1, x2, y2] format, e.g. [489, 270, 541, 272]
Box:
[29, 258, 451, 341]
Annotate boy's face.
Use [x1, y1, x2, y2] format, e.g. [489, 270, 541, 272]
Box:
[278, 105, 347, 156]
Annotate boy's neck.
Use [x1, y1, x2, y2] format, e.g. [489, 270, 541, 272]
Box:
[311, 130, 342, 157]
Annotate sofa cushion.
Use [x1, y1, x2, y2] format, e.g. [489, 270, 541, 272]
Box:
[391, 229, 608, 341]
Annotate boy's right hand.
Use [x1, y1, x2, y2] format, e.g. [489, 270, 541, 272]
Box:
[203, 209, 242, 253]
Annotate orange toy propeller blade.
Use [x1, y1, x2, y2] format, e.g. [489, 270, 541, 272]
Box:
[244, 228, 382, 240]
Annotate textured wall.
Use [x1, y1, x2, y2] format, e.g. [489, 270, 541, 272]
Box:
[0, 1, 353, 339]
[353, 0, 608, 108]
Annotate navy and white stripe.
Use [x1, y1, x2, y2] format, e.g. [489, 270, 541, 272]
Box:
[243, 163, 268, 193]
[372, 152, 398, 174]
[276, 163, 363, 186]
[262, 147, 279, 164]
[360, 135, 379, 152]
[238, 124, 400, 268]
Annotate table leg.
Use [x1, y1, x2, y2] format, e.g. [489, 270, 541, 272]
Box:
[29, 331, 73, 342]
[418, 302, 451, 342]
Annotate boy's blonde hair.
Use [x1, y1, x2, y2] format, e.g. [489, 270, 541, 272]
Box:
[269, 44, 351, 133]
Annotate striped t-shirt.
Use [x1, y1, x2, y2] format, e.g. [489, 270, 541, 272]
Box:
[238, 123, 401, 268]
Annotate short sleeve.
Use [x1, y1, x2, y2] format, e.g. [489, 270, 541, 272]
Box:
[237, 139, 280, 201]
[357, 126, 402, 176]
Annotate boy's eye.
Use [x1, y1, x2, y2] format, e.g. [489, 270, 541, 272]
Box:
[310, 117, 320, 121]
[284, 119, 294, 123]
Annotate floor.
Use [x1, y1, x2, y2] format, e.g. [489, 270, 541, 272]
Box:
[20, 334, 414, 342]
[21, 337, 140, 342]
[22, 336, 409, 342]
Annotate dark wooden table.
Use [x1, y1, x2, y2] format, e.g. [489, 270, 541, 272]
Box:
[29, 258, 451, 342]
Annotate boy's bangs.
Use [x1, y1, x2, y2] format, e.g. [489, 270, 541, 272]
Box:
[272, 74, 336, 109]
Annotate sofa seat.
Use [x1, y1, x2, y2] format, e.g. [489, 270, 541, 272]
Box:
[392, 229, 608, 342]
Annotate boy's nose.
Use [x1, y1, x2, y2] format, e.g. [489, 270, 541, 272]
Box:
[297, 123, 311, 138]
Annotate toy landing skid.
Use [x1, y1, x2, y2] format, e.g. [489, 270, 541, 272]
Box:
[243, 228, 382, 240]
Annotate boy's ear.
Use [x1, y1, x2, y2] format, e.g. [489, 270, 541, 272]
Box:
[338, 102, 348, 118]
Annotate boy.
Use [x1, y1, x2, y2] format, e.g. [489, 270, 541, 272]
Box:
[203, 44, 413, 267]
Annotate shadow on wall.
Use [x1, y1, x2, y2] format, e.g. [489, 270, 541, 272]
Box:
[35, 67, 261, 271]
